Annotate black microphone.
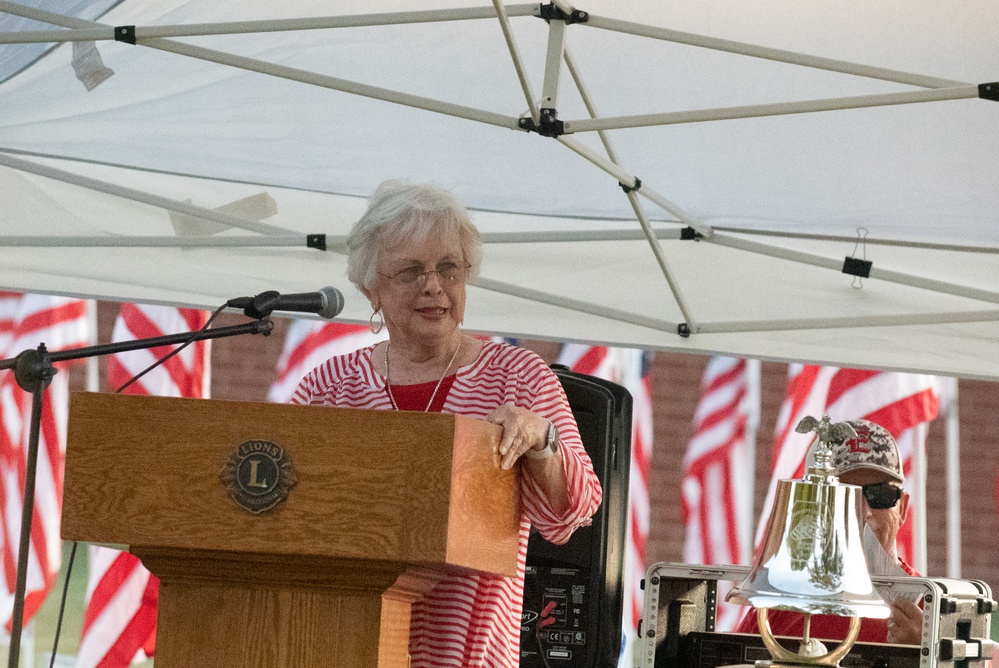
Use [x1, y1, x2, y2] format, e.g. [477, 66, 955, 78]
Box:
[227, 286, 345, 320]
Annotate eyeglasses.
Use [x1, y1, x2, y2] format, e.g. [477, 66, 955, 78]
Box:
[861, 482, 903, 510]
[380, 261, 471, 287]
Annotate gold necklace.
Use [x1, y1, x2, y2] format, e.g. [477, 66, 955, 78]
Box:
[385, 338, 462, 412]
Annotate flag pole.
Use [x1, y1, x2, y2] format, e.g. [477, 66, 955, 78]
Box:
[946, 377, 961, 578]
[86, 300, 99, 391]
[911, 421, 929, 576]
[742, 359, 761, 563]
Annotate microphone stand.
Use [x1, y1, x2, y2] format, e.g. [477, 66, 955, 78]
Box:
[0, 317, 273, 668]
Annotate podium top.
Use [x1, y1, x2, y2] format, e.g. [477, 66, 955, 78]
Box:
[62, 392, 520, 577]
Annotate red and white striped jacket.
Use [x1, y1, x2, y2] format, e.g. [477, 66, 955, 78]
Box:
[292, 341, 602, 668]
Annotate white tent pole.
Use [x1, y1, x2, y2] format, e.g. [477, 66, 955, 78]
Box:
[483, 228, 998, 253]
[561, 44, 699, 330]
[471, 277, 676, 332]
[147, 38, 520, 130]
[583, 14, 968, 89]
[563, 46, 620, 163]
[481, 229, 682, 243]
[490, 0, 540, 124]
[0, 4, 540, 44]
[946, 377, 961, 578]
[709, 231, 999, 305]
[540, 16, 567, 110]
[0, 152, 294, 236]
[701, 309, 999, 334]
[710, 226, 999, 255]
[562, 86, 982, 133]
[623, 190, 699, 331]
[0, 236, 324, 248]
[19, 225, 999, 255]
[742, 358, 761, 563]
[565, 46, 718, 244]
[0, 2, 519, 131]
[635, 185, 713, 238]
[555, 136, 713, 237]
[86, 300, 99, 392]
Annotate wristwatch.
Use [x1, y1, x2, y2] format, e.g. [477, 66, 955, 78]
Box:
[525, 420, 559, 459]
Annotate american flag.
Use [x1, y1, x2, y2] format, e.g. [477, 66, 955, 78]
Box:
[0, 292, 89, 629]
[267, 319, 386, 404]
[756, 365, 940, 568]
[77, 303, 210, 668]
[681, 356, 759, 631]
[556, 343, 653, 668]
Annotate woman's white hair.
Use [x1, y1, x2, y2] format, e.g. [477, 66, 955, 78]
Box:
[346, 180, 482, 292]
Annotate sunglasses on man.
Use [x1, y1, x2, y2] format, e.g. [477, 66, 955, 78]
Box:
[861, 482, 903, 509]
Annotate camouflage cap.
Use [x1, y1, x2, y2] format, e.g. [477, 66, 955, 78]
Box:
[828, 418, 904, 484]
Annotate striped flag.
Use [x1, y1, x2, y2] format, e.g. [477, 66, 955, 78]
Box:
[681, 356, 759, 630]
[556, 344, 653, 668]
[77, 304, 210, 668]
[756, 366, 940, 568]
[267, 319, 386, 404]
[754, 365, 839, 548]
[0, 292, 89, 629]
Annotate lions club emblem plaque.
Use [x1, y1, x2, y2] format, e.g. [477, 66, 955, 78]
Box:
[221, 440, 297, 514]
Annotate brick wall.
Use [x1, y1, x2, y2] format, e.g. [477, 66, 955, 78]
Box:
[76, 302, 999, 591]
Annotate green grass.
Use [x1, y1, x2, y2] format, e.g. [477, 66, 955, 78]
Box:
[2, 542, 153, 668]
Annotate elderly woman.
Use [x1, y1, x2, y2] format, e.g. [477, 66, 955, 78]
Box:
[291, 180, 602, 667]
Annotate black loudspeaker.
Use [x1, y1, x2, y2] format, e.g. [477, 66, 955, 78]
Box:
[519, 366, 632, 668]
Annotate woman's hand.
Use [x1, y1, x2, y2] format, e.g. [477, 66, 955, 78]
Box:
[485, 403, 550, 470]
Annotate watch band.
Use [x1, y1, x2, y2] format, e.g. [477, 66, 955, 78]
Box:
[525, 420, 559, 459]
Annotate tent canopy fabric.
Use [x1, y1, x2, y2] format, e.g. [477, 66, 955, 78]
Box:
[1, 0, 997, 379]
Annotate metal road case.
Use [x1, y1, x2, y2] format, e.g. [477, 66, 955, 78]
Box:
[636, 563, 995, 668]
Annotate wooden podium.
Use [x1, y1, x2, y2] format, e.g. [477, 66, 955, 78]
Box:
[62, 392, 520, 667]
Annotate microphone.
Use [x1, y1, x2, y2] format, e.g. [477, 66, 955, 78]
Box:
[227, 286, 345, 320]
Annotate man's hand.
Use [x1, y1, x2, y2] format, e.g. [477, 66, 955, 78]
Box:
[886, 598, 922, 645]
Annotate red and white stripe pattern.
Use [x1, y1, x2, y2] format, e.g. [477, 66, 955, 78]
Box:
[293, 341, 601, 668]
[0, 292, 89, 629]
[556, 344, 653, 665]
[756, 366, 940, 566]
[682, 356, 758, 630]
[77, 304, 210, 668]
[754, 365, 839, 548]
[267, 319, 385, 404]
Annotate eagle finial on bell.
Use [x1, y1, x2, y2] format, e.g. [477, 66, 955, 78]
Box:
[726, 415, 888, 667]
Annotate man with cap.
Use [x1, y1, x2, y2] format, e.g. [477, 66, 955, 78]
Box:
[736, 418, 923, 645]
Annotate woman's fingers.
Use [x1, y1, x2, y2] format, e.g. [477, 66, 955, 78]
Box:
[486, 403, 546, 469]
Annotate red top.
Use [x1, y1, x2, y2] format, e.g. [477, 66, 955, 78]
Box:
[386, 375, 457, 412]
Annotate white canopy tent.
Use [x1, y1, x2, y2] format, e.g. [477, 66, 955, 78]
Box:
[1, 0, 997, 379]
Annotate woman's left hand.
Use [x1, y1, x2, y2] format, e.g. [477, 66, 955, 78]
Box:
[486, 403, 550, 470]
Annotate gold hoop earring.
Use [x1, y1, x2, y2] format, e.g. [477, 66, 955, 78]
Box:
[369, 309, 384, 334]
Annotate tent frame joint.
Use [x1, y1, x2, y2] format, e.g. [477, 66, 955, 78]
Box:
[842, 256, 873, 278]
[680, 226, 704, 241]
[518, 108, 565, 137]
[114, 25, 136, 45]
[538, 3, 589, 25]
[979, 82, 999, 101]
[306, 234, 327, 251]
[619, 177, 642, 194]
